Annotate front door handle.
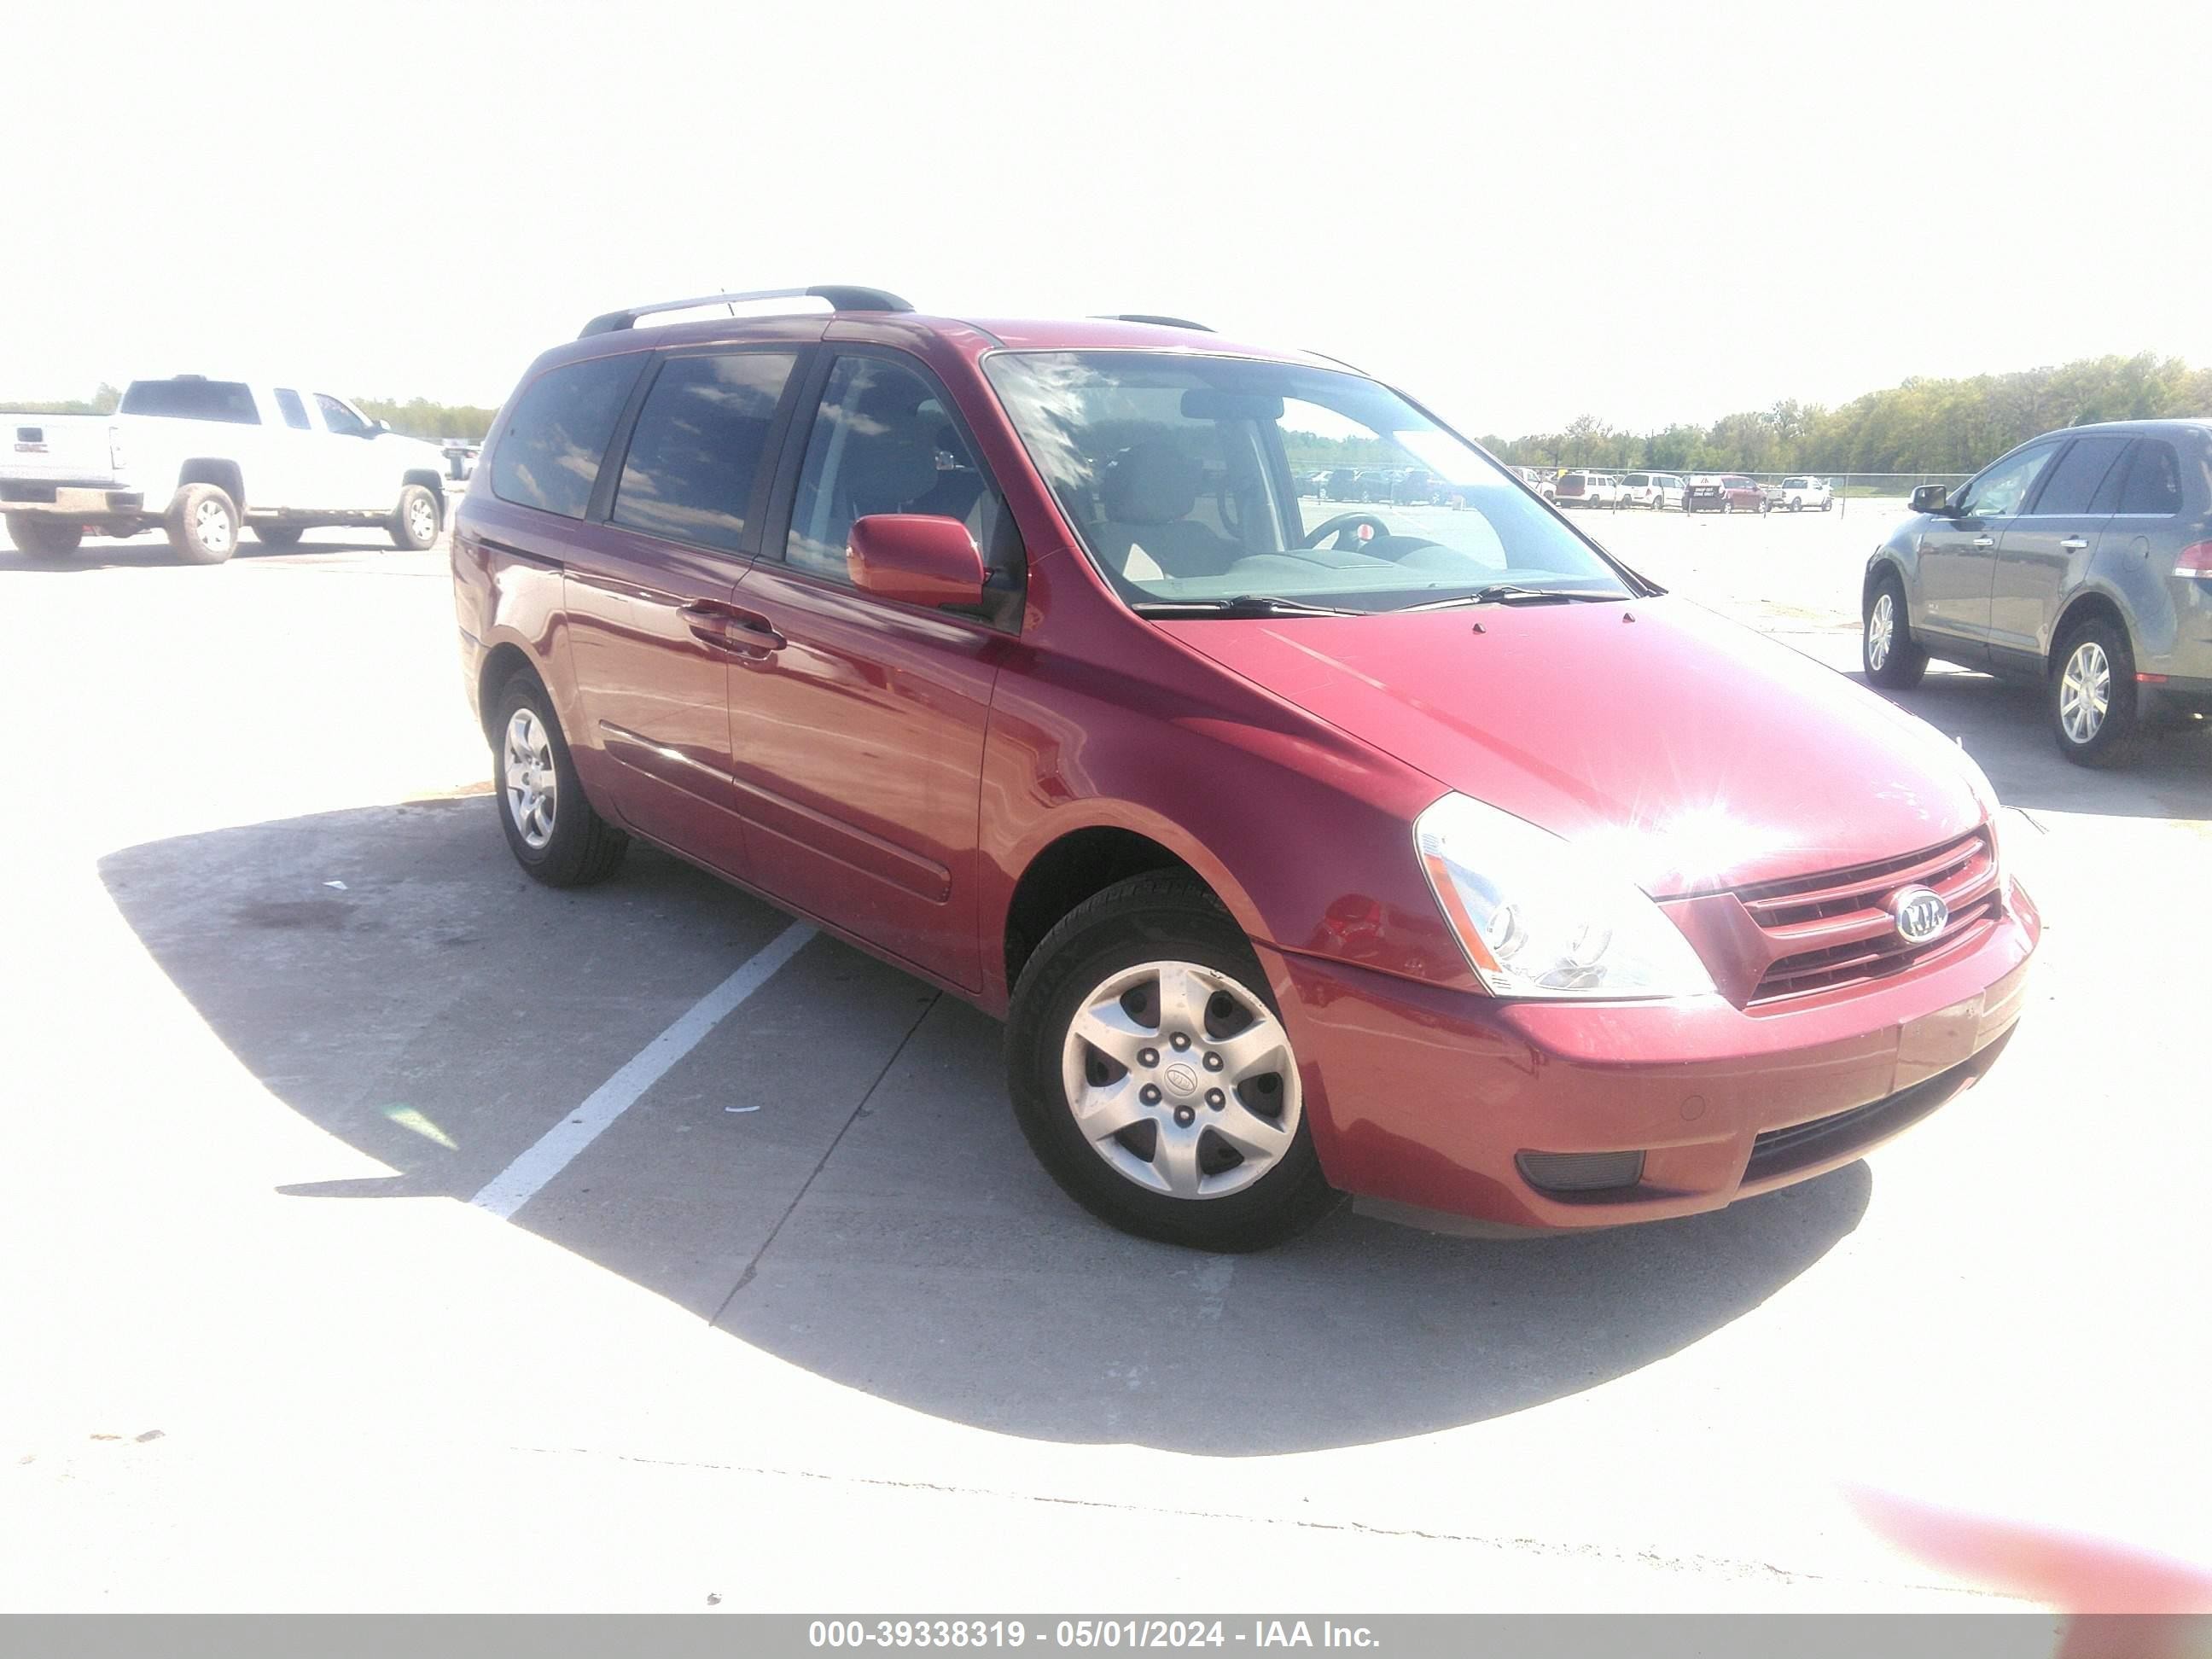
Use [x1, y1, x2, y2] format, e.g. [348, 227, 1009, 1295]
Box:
[682, 600, 785, 658]
[2058, 536, 2089, 551]
[1970, 535, 1996, 549]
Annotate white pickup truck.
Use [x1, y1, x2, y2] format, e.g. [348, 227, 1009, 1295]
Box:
[3, 376, 451, 563]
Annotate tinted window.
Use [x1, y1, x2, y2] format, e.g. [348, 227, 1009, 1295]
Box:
[315, 394, 371, 438]
[1955, 445, 2055, 519]
[2027, 435, 2129, 515]
[118, 379, 259, 423]
[490, 354, 643, 520]
[786, 357, 1014, 586]
[611, 352, 795, 553]
[273, 388, 311, 431]
[2118, 439, 2183, 515]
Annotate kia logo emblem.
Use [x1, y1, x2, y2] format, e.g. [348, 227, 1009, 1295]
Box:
[1888, 885, 1950, 945]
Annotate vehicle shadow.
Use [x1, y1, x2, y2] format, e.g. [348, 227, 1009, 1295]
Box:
[3, 533, 407, 570]
[100, 797, 1871, 1456]
[1850, 667, 2212, 824]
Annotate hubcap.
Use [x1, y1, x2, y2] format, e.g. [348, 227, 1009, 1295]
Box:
[2058, 640, 2110, 743]
[503, 707, 558, 847]
[1061, 960, 1300, 1200]
[195, 498, 232, 553]
[407, 497, 437, 541]
[1867, 591, 1895, 670]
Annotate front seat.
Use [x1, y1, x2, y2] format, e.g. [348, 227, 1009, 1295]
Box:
[1091, 442, 1241, 581]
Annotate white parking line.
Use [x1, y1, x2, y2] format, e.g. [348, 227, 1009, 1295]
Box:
[469, 920, 817, 1220]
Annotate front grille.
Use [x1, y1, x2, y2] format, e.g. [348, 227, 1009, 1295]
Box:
[1743, 1032, 2010, 1182]
[1740, 829, 1999, 1004]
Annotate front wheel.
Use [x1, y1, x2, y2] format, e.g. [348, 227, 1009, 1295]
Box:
[391, 484, 440, 550]
[255, 525, 304, 549]
[1006, 873, 1337, 1252]
[6, 515, 82, 561]
[165, 484, 238, 564]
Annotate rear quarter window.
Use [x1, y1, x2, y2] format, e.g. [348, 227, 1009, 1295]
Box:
[119, 380, 260, 423]
[490, 353, 645, 520]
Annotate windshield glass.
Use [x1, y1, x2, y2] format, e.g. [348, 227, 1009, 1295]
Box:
[982, 352, 1631, 611]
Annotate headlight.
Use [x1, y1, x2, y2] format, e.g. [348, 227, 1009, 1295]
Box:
[1954, 745, 2007, 884]
[1414, 793, 1716, 999]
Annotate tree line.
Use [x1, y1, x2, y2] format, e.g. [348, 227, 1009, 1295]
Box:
[1475, 352, 2212, 477]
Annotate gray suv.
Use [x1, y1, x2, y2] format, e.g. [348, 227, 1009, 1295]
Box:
[1861, 420, 2212, 765]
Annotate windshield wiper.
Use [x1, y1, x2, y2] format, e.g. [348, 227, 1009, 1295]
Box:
[1398, 584, 1626, 611]
[1130, 594, 1362, 619]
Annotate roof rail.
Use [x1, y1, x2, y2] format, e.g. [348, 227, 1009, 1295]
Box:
[579, 285, 914, 339]
[1097, 313, 1214, 332]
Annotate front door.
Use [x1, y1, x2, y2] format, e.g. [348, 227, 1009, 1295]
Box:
[562, 347, 803, 877]
[1989, 433, 2129, 663]
[727, 352, 1017, 992]
[311, 393, 392, 511]
[1916, 441, 2057, 649]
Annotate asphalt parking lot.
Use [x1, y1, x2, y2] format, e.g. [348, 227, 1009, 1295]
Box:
[3, 505, 2209, 1611]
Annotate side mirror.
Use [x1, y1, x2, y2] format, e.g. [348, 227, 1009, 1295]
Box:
[1910, 484, 1952, 515]
[847, 515, 987, 610]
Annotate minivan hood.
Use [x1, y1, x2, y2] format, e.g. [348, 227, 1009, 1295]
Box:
[1159, 597, 1986, 896]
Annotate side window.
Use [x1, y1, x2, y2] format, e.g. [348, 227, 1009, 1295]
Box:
[273, 388, 312, 431]
[489, 355, 643, 521]
[2024, 435, 2129, 515]
[1955, 445, 2055, 520]
[314, 393, 371, 438]
[2117, 439, 2183, 515]
[611, 352, 796, 555]
[784, 357, 1015, 587]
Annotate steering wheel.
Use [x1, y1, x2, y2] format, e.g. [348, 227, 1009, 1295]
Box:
[1300, 512, 1388, 550]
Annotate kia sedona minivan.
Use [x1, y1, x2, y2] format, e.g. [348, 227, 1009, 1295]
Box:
[451, 286, 2038, 1251]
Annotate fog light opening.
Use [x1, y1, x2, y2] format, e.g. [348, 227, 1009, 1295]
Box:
[1516, 1149, 1647, 1196]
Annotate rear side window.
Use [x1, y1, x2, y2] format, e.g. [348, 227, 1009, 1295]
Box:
[612, 352, 796, 554]
[491, 354, 643, 520]
[2027, 434, 2130, 515]
[2116, 439, 2183, 515]
[118, 379, 259, 423]
[273, 388, 311, 431]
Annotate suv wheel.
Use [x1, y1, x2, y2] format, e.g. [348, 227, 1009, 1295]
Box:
[492, 676, 629, 885]
[6, 515, 82, 561]
[1863, 570, 1929, 690]
[166, 483, 238, 564]
[2052, 619, 2143, 768]
[255, 525, 304, 548]
[1006, 873, 1337, 1252]
[391, 485, 440, 550]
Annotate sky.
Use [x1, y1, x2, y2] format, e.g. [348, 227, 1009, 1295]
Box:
[10, 0, 2212, 437]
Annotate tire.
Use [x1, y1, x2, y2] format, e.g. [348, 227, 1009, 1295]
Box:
[491, 674, 629, 885]
[1821, 498, 1832, 511]
[255, 525, 305, 548]
[1005, 872, 1338, 1252]
[1862, 569, 1929, 689]
[2051, 618, 2143, 768]
[1722, 499, 1734, 515]
[6, 515, 82, 561]
[390, 484, 440, 550]
[164, 483, 238, 564]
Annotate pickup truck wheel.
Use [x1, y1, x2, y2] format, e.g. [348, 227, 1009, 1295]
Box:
[390, 485, 440, 550]
[165, 484, 238, 564]
[6, 515, 83, 561]
[2052, 620, 2144, 769]
[1863, 571, 1930, 690]
[492, 676, 628, 886]
[1006, 872, 1338, 1252]
[255, 526, 304, 548]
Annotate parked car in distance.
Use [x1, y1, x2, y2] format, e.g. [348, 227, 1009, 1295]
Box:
[1318, 467, 1358, 501]
[1863, 419, 2212, 766]
[1685, 474, 1768, 514]
[1554, 469, 1624, 509]
[1620, 471, 1685, 510]
[2, 376, 449, 562]
[442, 440, 482, 482]
[453, 284, 2037, 1251]
[1516, 466, 1557, 501]
[1777, 474, 1832, 511]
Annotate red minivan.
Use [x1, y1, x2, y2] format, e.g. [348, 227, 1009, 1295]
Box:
[451, 288, 2038, 1251]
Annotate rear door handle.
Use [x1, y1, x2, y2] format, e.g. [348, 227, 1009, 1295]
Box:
[2058, 537, 2089, 551]
[682, 599, 785, 657]
[1970, 535, 1996, 549]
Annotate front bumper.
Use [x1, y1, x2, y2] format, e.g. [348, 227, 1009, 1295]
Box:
[1257, 877, 2040, 1231]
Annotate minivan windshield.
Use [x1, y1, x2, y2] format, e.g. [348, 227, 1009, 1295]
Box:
[983, 352, 1633, 612]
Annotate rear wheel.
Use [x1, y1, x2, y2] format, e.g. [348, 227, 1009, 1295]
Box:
[165, 484, 238, 564]
[390, 484, 440, 550]
[255, 525, 304, 548]
[6, 515, 82, 561]
[1006, 873, 1337, 1252]
[492, 676, 629, 885]
[2052, 618, 2143, 768]
[1863, 570, 1929, 690]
